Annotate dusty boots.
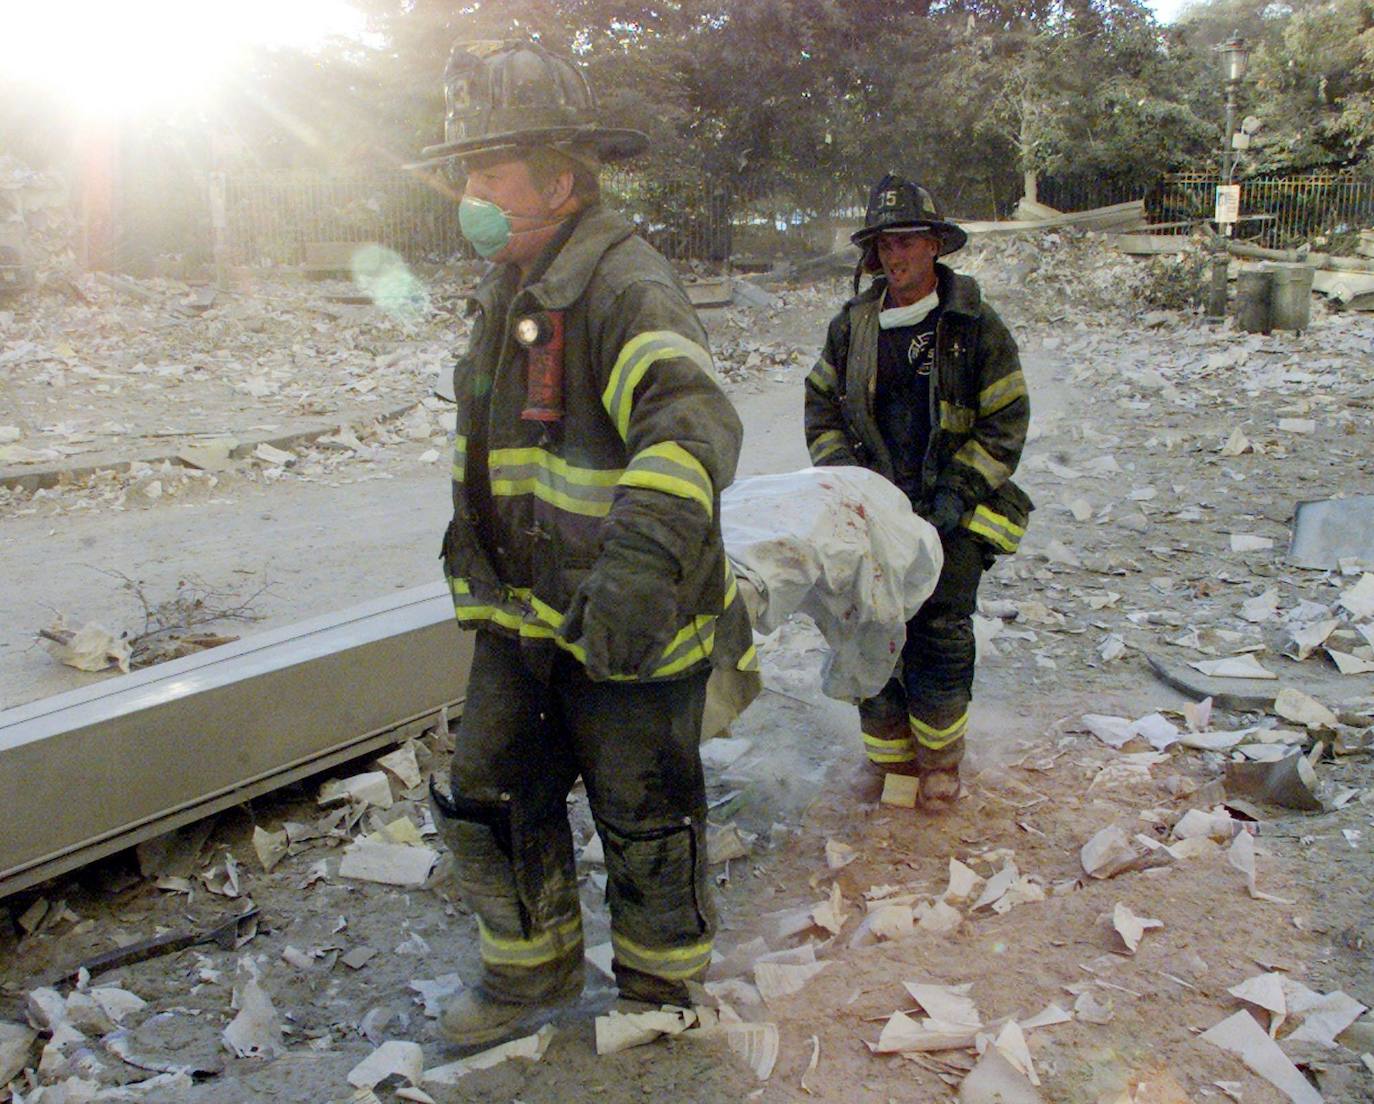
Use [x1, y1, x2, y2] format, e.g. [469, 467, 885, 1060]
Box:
[440, 989, 537, 1047]
[918, 765, 960, 808]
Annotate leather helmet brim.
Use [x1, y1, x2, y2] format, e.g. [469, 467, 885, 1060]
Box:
[851, 219, 968, 257]
[408, 125, 649, 170]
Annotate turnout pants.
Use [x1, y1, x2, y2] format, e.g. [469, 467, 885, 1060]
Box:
[860, 530, 986, 771]
[432, 630, 715, 1005]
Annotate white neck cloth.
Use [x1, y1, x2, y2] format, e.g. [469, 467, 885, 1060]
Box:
[879, 288, 939, 329]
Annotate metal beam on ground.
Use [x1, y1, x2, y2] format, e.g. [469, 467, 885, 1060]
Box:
[0, 583, 472, 899]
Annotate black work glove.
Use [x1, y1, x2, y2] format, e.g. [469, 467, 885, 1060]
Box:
[925, 488, 967, 538]
[560, 535, 680, 681]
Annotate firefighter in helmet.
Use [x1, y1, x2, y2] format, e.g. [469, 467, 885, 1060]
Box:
[421, 41, 755, 1045]
[804, 174, 1032, 807]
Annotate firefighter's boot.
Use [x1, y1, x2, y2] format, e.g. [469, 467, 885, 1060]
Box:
[440, 989, 537, 1047]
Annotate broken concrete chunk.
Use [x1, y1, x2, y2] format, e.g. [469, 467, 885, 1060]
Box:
[252, 442, 295, 466]
[348, 1040, 424, 1088]
[0, 1021, 37, 1085]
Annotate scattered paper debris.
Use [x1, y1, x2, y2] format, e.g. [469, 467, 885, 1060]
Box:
[687, 1021, 779, 1080]
[318, 771, 394, 809]
[1272, 687, 1338, 729]
[959, 1046, 1044, 1104]
[1082, 827, 1140, 879]
[880, 773, 920, 808]
[251, 826, 288, 873]
[945, 858, 984, 902]
[408, 975, 463, 1019]
[338, 842, 437, 887]
[595, 1007, 694, 1055]
[1228, 831, 1295, 904]
[1112, 903, 1163, 954]
[1188, 655, 1277, 680]
[811, 883, 848, 935]
[349, 1040, 424, 1089]
[223, 960, 283, 1059]
[422, 1024, 555, 1085]
[754, 961, 830, 1006]
[1201, 1011, 1322, 1104]
[824, 839, 858, 870]
[375, 743, 422, 790]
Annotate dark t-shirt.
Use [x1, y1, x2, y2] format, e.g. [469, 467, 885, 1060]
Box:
[874, 306, 939, 503]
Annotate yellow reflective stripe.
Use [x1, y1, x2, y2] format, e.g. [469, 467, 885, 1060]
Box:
[612, 931, 713, 980]
[809, 429, 848, 463]
[806, 358, 838, 395]
[978, 370, 1027, 416]
[939, 401, 976, 433]
[477, 915, 583, 968]
[488, 446, 621, 519]
[602, 330, 713, 441]
[620, 441, 714, 518]
[910, 710, 968, 750]
[961, 503, 1025, 554]
[452, 434, 467, 482]
[736, 643, 759, 672]
[863, 724, 917, 763]
[953, 439, 1010, 488]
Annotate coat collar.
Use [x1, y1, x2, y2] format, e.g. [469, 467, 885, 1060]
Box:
[857, 262, 982, 318]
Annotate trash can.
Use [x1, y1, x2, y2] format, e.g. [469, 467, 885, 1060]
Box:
[1235, 268, 1272, 333]
[1262, 262, 1314, 332]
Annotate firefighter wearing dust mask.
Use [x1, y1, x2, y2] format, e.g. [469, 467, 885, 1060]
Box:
[418, 40, 755, 1045]
[805, 175, 1032, 807]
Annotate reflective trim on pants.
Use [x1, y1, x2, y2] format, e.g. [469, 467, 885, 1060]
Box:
[611, 930, 713, 981]
[863, 728, 916, 765]
[477, 914, 584, 970]
[910, 709, 969, 751]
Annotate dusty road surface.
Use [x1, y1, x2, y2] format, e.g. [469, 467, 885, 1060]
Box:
[2, 239, 1373, 1103]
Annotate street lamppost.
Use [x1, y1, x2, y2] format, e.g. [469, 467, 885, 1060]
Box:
[1218, 34, 1250, 183]
[1206, 33, 1251, 316]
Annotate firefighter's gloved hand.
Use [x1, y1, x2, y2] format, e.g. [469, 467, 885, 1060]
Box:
[926, 489, 967, 537]
[561, 535, 679, 680]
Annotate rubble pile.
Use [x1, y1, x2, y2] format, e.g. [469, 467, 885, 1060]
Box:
[958, 229, 1164, 319]
[0, 156, 75, 288]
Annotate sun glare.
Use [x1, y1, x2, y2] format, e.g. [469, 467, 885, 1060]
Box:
[1, 1, 367, 116]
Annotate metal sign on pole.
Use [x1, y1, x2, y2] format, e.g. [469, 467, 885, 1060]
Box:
[1215, 184, 1241, 229]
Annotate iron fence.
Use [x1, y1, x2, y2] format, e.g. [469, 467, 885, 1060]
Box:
[1151, 172, 1374, 247]
[218, 168, 838, 269]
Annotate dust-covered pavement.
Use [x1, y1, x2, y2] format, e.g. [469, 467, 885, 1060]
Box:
[2, 238, 1373, 1103]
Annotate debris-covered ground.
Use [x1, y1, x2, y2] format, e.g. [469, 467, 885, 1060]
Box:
[2, 231, 1373, 1103]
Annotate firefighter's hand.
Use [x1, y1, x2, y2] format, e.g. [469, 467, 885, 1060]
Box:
[561, 536, 679, 680]
[925, 489, 967, 537]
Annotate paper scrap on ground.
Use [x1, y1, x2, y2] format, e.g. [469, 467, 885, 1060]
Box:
[869, 904, 915, 941]
[408, 975, 463, 1019]
[338, 842, 437, 887]
[1201, 1011, 1322, 1104]
[989, 1021, 1039, 1086]
[973, 861, 1019, 910]
[687, 1021, 779, 1080]
[349, 1040, 424, 1088]
[1112, 903, 1163, 953]
[811, 883, 848, 935]
[1228, 832, 1294, 904]
[1286, 619, 1340, 661]
[1082, 826, 1139, 879]
[904, 982, 981, 1029]
[223, 961, 283, 1059]
[43, 621, 132, 673]
[881, 773, 920, 808]
[1188, 654, 1278, 680]
[872, 1011, 980, 1054]
[1285, 989, 1367, 1048]
[1338, 573, 1374, 619]
[1273, 687, 1338, 729]
[422, 1024, 554, 1085]
[754, 961, 829, 1006]
[375, 744, 422, 790]
[318, 771, 394, 809]
[958, 1046, 1044, 1104]
[595, 1007, 694, 1055]
[945, 859, 983, 902]
[1021, 1003, 1072, 1030]
[1229, 973, 1287, 1035]
[825, 838, 858, 870]
[252, 827, 288, 873]
[1328, 647, 1374, 675]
